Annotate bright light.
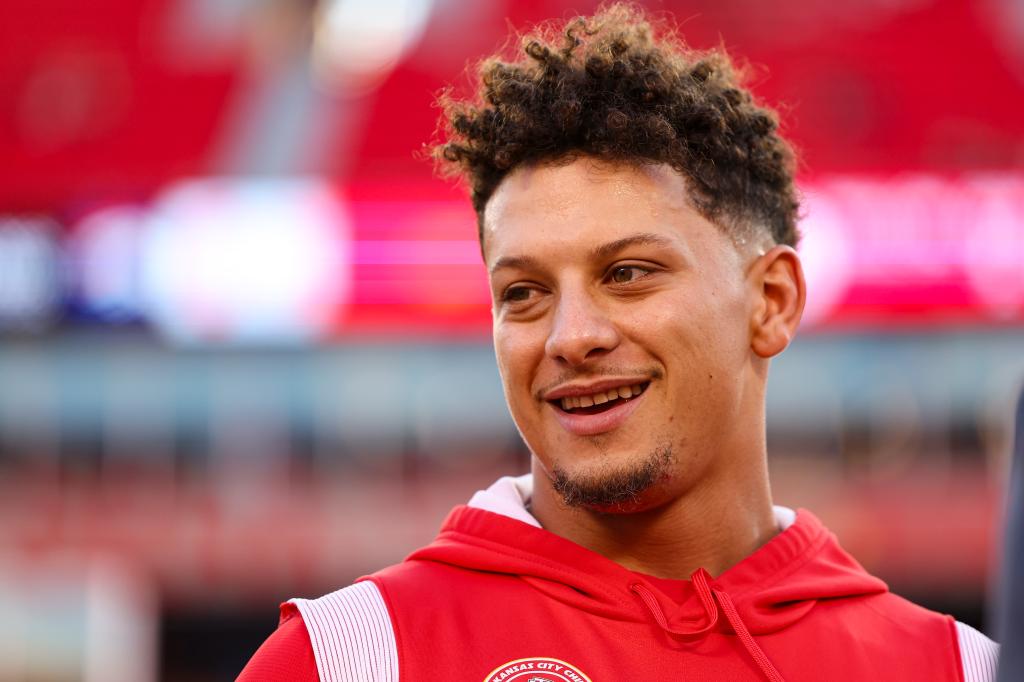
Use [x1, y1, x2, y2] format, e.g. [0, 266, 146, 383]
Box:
[964, 176, 1024, 319]
[0, 216, 62, 332]
[139, 178, 351, 345]
[70, 205, 147, 321]
[798, 188, 853, 327]
[313, 0, 435, 89]
[798, 174, 1024, 327]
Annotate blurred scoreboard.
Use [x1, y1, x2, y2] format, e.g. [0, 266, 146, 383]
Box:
[1, 173, 1022, 345]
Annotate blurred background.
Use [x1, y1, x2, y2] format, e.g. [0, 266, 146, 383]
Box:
[0, 0, 1022, 679]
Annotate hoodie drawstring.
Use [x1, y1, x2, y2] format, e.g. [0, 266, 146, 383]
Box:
[713, 586, 785, 682]
[631, 569, 786, 682]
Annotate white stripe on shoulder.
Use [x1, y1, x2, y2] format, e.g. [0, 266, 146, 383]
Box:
[956, 620, 999, 682]
[290, 581, 398, 682]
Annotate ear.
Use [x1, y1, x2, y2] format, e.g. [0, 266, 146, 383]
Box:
[748, 245, 806, 358]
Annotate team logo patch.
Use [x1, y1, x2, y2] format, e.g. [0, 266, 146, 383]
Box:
[483, 657, 593, 682]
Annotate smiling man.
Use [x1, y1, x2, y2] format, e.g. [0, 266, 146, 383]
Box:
[484, 159, 788, 582]
[240, 5, 997, 681]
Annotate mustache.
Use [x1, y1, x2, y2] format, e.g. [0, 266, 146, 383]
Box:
[534, 366, 663, 400]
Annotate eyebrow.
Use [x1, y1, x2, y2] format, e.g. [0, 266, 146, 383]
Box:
[489, 232, 674, 275]
[489, 254, 541, 275]
[589, 232, 674, 261]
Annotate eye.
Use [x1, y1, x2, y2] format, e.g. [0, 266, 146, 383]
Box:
[494, 279, 548, 313]
[608, 265, 651, 284]
[501, 285, 534, 303]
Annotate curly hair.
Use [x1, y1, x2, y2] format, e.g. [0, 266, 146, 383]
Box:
[433, 3, 800, 249]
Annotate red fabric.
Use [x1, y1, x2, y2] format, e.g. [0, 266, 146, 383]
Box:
[238, 507, 964, 681]
[236, 603, 317, 681]
[370, 506, 962, 681]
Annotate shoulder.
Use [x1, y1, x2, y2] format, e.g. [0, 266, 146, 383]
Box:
[239, 581, 398, 682]
[814, 591, 998, 680]
[288, 580, 399, 682]
[954, 620, 999, 682]
[859, 592, 1000, 681]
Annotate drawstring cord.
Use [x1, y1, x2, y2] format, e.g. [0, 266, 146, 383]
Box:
[714, 587, 785, 682]
[632, 577, 719, 635]
[631, 569, 785, 682]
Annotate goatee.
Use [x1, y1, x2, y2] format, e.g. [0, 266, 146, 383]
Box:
[550, 444, 674, 510]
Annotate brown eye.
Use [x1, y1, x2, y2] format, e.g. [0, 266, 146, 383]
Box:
[502, 286, 531, 302]
[610, 266, 645, 284]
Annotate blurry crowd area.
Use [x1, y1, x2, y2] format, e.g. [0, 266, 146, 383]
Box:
[1, 0, 1023, 680]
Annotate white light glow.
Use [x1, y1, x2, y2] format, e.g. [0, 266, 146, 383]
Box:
[71, 205, 146, 320]
[797, 189, 854, 327]
[139, 178, 351, 345]
[0, 216, 61, 331]
[964, 177, 1024, 319]
[313, 0, 435, 89]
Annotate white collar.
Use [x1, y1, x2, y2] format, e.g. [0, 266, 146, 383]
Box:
[467, 473, 797, 531]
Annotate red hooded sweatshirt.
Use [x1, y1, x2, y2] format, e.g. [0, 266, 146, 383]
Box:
[239, 477, 997, 681]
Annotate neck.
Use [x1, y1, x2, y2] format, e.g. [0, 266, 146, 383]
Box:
[528, 454, 777, 580]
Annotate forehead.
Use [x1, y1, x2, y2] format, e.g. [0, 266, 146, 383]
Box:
[481, 158, 713, 266]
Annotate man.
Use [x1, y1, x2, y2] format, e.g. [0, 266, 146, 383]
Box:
[240, 5, 998, 680]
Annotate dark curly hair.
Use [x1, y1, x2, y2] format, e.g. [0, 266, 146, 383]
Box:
[433, 3, 800, 249]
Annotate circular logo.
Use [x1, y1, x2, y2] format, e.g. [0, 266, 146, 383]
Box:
[483, 657, 593, 682]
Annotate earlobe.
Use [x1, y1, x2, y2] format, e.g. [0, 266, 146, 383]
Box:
[749, 246, 806, 359]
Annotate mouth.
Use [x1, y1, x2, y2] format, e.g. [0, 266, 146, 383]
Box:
[550, 382, 649, 416]
[546, 381, 651, 436]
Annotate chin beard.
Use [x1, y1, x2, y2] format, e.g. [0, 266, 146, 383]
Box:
[550, 444, 674, 510]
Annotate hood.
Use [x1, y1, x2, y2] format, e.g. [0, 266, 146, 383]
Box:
[404, 477, 887, 681]
[408, 476, 886, 635]
[408, 501, 886, 634]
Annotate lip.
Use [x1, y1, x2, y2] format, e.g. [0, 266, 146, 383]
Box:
[548, 384, 648, 436]
[542, 377, 650, 401]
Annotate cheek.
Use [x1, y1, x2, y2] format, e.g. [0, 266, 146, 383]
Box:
[690, 276, 750, 350]
[646, 290, 748, 385]
[493, 323, 543, 397]
[685, 297, 751, 410]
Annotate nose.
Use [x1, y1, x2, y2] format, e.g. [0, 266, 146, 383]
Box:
[544, 288, 621, 367]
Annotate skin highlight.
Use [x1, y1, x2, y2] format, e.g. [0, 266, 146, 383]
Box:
[484, 156, 805, 579]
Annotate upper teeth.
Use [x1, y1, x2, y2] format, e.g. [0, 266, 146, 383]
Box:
[560, 384, 645, 411]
